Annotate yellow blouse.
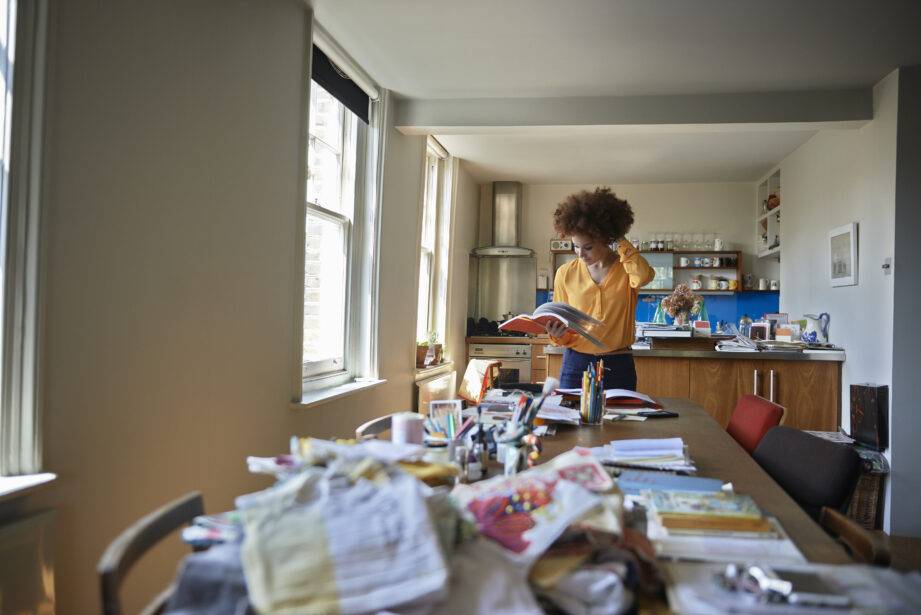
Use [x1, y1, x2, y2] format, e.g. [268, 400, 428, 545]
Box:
[551, 242, 654, 354]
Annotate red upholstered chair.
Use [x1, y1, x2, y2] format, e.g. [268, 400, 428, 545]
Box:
[726, 394, 786, 454]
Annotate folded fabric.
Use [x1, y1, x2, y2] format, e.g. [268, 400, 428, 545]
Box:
[240, 467, 448, 614]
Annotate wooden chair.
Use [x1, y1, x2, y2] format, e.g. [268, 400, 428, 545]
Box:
[98, 491, 204, 615]
[726, 394, 786, 454]
[820, 506, 891, 566]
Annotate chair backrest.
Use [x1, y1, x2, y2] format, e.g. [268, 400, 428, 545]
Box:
[98, 492, 204, 615]
[726, 394, 786, 454]
[355, 413, 395, 440]
[753, 426, 861, 520]
[819, 506, 891, 566]
[458, 359, 501, 403]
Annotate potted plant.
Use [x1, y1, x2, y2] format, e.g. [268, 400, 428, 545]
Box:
[661, 284, 703, 326]
[416, 331, 443, 368]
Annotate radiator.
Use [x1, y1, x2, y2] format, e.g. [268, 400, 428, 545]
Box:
[415, 371, 457, 415]
[0, 509, 55, 614]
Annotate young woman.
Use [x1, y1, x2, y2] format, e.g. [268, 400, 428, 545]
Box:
[546, 187, 654, 391]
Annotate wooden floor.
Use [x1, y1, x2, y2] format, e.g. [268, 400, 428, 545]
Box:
[887, 535, 921, 572]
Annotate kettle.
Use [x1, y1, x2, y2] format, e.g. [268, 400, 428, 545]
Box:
[802, 313, 830, 343]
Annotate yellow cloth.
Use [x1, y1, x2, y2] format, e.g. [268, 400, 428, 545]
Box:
[551, 242, 654, 354]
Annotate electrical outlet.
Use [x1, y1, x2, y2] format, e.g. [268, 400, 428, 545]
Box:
[882, 257, 892, 275]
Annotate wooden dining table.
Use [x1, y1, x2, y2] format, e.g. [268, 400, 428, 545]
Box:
[538, 397, 852, 564]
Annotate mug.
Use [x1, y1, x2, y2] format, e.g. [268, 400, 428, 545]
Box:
[679, 256, 690, 266]
[701, 257, 711, 267]
[728, 279, 739, 290]
[712, 257, 721, 267]
[693, 257, 702, 267]
[714, 238, 724, 251]
[691, 278, 702, 290]
[758, 278, 768, 290]
[708, 277, 719, 290]
[718, 279, 729, 290]
[770, 280, 779, 291]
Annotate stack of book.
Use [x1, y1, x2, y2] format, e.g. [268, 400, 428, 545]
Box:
[591, 437, 696, 472]
[646, 491, 776, 538]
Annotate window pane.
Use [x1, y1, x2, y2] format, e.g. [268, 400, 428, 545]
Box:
[307, 136, 341, 212]
[416, 250, 431, 341]
[309, 82, 342, 153]
[306, 81, 357, 220]
[303, 212, 347, 375]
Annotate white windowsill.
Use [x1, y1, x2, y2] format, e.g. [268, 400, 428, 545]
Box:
[414, 361, 455, 382]
[0, 473, 57, 503]
[290, 378, 387, 410]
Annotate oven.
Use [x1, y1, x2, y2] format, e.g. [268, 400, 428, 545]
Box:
[468, 343, 532, 387]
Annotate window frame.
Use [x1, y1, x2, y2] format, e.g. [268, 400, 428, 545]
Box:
[415, 137, 452, 354]
[302, 86, 363, 381]
[0, 0, 48, 477]
[292, 23, 384, 402]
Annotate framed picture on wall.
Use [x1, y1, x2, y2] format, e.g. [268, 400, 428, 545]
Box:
[829, 222, 858, 287]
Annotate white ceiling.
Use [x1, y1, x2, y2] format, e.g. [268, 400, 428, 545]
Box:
[312, 0, 921, 99]
[312, 0, 918, 184]
[435, 124, 822, 184]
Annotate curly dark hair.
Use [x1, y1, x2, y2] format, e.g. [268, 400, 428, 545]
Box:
[552, 187, 634, 243]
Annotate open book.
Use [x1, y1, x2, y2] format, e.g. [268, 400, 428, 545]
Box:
[499, 302, 605, 348]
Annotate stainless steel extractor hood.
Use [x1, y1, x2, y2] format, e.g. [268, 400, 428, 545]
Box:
[471, 181, 535, 257]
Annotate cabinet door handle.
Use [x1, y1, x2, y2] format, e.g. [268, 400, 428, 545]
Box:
[753, 369, 760, 396]
[769, 369, 776, 403]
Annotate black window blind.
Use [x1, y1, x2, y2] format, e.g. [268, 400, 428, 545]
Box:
[312, 45, 370, 124]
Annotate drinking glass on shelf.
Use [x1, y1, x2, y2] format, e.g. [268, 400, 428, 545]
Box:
[665, 233, 674, 251]
[693, 233, 704, 250]
[704, 233, 715, 250]
[656, 232, 666, 251]
[681, 233, 692, 250]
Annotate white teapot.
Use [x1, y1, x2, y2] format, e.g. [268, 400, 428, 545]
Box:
[802, 313, 830, 343]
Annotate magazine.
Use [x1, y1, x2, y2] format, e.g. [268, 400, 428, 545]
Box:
[498, 302, 605, 347]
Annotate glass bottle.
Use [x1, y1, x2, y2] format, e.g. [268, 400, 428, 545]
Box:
[739, 313, 753, 337]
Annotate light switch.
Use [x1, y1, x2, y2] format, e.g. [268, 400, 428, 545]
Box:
[882, 257, 892, 275]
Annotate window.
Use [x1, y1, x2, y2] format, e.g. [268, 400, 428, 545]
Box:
[303, 82, 359, 379]
[0, 0, 47, 476]
[297, 38, 383, 398]
[415, 139, 452, 350]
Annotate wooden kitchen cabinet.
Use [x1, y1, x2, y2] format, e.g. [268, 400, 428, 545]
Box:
[635, 357, 690, 398]
[689, 359, 746, 427]
[757, 360, 839, 430]
[641, 356, 840, 431]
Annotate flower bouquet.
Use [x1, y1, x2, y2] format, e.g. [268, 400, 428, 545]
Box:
[661, 284, 703, 326]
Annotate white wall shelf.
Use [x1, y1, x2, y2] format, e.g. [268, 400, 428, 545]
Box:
[756, 169, 782, 259]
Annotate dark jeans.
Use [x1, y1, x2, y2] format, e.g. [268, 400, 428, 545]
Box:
[559, 349, 638, 391]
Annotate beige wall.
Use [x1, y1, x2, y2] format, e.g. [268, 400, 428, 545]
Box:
[444, 161, 479, 375]
[512, 182, 779, 282]
[3, 1, 425, 613]
[777, 71, 899, 530]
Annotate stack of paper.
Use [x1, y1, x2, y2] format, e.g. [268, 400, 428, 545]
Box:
[716, 335, 758, 352]
[591, 437, 696, 472]
[535, 395, 581, 424]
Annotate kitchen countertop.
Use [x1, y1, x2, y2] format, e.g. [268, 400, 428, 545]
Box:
[542, 344, 845, 362]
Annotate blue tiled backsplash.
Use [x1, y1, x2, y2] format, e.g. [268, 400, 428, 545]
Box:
[535, 290, 780, 330]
